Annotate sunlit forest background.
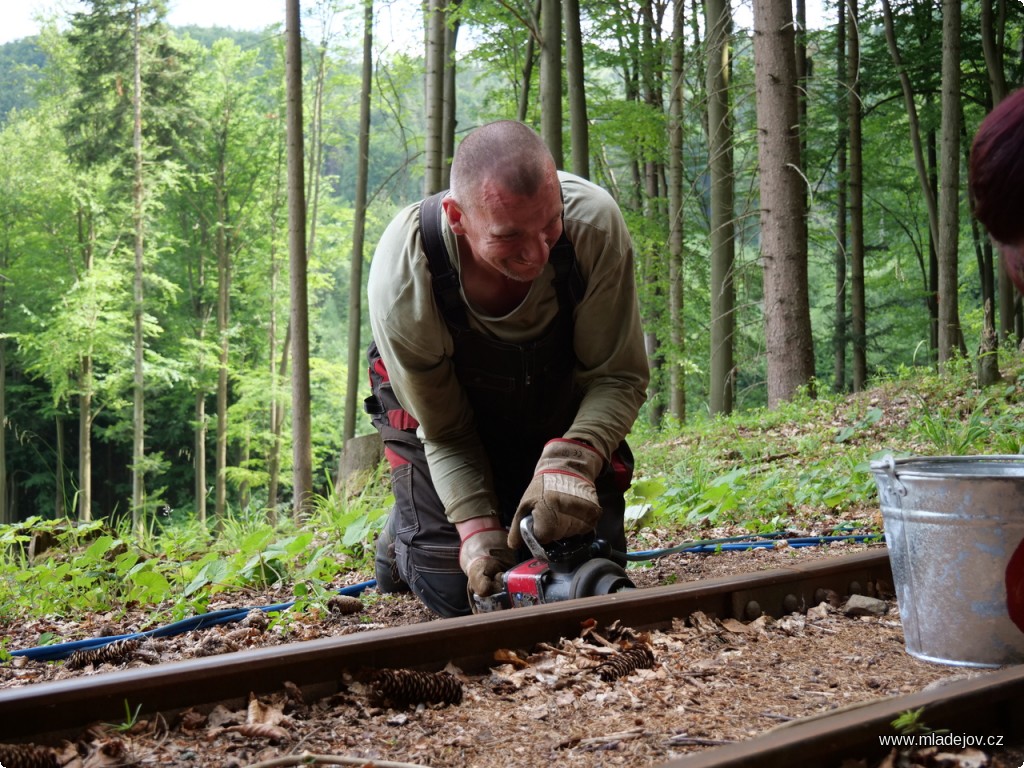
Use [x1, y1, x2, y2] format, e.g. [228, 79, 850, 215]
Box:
[1, 0, 1021, 530]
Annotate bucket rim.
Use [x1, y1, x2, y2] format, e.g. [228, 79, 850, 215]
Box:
[870, 453, 1024, 477]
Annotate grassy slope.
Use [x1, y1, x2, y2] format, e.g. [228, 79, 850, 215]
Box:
[4, 352, 1024, 629]
[628, 352, 1024, 543]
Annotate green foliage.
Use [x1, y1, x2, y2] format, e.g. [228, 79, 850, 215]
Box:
[0, 470, 391, 626]
[910, 396, 1005, 455]
[891, 707, 949, 737]
[104, 701, 144, 733]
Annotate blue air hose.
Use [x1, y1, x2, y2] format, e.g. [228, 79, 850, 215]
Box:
[625, 532, 882, 559]
[10, 580, 375, 663]
[11, 530, 881, 662]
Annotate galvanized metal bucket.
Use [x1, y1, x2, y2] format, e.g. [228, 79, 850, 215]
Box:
[871, 455, 1024, 667]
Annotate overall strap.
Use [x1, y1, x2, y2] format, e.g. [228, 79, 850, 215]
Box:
[419, 190, 469, 328]
[548, 229, 586, 310]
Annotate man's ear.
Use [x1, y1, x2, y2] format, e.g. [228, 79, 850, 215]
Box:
[442, 198, 467, 235]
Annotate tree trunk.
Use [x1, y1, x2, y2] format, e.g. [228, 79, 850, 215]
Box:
[286, 0, 313, 519]
[131, 0, 146, 535]
[343, 0, 374, 447]
[980, 0, 1015, 342]
[640, 0, 665, 426]
[833, 0, 848, 394]
[937, 0, 962, 367]
[0, 268, 7, 523]
[441, 4, 460, 189]
[540, 0, 563, 167]
[305, 37, 328, 266]
[518, 0, 541, 123]
[706, 0, 734, 416]
[880, 0, 939, 252]
[667, 0, 685, 421]
[928, 128, 939, 355]
[194, 390, 207, 523]
[267, 131, 287, 522]
[423, 0, 445, 195]
[849, 0, 866, 391]
[215, 155, 229, 529]
[77, 206, 94, 523]
[564, 0, 588, 179]
[753, 0, 815, 407]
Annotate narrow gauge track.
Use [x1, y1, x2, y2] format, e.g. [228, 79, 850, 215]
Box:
[1, 549, 1020, 767]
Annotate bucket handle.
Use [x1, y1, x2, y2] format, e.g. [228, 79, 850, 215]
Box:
[878, 454, 908, 498]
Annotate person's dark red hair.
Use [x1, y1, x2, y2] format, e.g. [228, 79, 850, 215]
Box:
[970, 88, 1024, 244]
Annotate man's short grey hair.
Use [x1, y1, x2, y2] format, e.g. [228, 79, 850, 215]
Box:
[448, 121, 555, 208]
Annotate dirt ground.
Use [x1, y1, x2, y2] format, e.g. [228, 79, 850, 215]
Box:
[3, 539, 1023, 768]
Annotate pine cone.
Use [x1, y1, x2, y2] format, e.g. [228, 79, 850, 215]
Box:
[65, 639, 141, 670]
[369, 668, 463, 707]
[594, 644, 655, 682]
[0, 742, 59, 768]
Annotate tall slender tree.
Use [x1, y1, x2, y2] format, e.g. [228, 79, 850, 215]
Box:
[285, 0, 312, 518]
[63, 0, 192, 523]
[667, 0, 685, 420]
[980, 0, 1016, 342]
[753, 0, 815, 406]
[833, 0, 848, 394]
[442, 0, 461, 190]
[564, 0, 588, 178]
[343, 0, 374, 444]
[937, 0, 962, 368]
[849, 0, 866, 391]
[706, 0, 734, 415]
[130, 0, 146, 534]
[424, 0, 446, 194]
[540, 0, 563, 166]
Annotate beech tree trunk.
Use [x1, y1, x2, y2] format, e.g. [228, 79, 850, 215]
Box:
[286, 0, 313, 518]
[564, 0, 588, 178]
[424, 0, 445, 194]
[343, 0, 373, 446]
[540, 0, 563, 167]
[441, 3, 460, 190]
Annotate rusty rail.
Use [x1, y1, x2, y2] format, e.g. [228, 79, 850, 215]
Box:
[10, 548, 1017, 767]
[0, 550, 889, 742]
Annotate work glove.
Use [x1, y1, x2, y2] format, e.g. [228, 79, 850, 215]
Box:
[459, 523, 517, 597]
[508, 438, 603, 550]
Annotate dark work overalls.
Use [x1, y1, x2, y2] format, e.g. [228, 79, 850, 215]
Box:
[364, 191, 633, 617]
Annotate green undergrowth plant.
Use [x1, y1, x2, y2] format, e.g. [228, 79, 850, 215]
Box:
[0, 470, 394, 630]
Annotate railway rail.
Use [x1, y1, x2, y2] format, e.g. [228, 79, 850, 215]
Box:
[1, 548, 1020, 767]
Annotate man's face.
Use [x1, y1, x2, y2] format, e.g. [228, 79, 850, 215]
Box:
[445, 168, 564, 283]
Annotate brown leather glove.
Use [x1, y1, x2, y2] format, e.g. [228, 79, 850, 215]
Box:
[459, 524, 517, 597]
[508, 438, 603, 549]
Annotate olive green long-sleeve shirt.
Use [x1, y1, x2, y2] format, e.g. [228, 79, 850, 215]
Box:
[367, 172, 649, 524]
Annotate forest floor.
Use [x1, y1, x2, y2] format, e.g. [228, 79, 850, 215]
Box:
[4, 532, 1024, 768]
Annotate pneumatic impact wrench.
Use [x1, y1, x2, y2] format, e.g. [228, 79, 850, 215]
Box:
[470, 515, 635, 612]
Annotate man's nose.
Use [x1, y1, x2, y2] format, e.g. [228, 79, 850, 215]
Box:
[524, 233, 550, 264]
